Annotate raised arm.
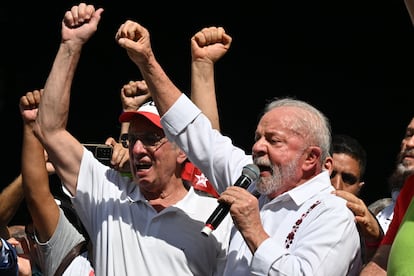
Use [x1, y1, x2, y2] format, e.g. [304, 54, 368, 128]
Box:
[190, 26, 232, 131]
[0, 174, 24, 239]
[33, 3, 104, 195]
[20, 89, 60, 243]
[105, 80, 151, 172]
[115, 21, 182, 116]
[118, 80, 152, 138]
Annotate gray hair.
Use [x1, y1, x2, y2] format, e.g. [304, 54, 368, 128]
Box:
[264, 97, 332, 167]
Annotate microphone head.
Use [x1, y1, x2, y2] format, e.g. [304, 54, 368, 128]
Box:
[242, 164, 260, 182]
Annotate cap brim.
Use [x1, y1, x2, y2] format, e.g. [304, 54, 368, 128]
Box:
[119, 111, 162, 128]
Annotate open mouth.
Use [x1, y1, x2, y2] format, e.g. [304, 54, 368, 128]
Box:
[136, 163, 152, 170]
[257, 165, 272, 175]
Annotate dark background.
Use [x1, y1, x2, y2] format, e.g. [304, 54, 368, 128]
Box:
[1, 1, 414, 224]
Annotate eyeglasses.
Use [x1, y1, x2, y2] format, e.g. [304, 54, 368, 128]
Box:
[330, 170, 358, 185]
[121, 132, 168, 152]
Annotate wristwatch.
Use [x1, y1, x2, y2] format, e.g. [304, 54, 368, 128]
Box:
[120, 133, 128, 148]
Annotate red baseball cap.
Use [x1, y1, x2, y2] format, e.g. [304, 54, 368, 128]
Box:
[118, 101, 161, 128]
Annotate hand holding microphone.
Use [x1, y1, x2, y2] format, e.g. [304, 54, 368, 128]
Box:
[201, 164, 260, 236]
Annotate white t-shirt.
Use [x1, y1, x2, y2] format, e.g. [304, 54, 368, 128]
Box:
[36, 208, 93, 275]
[73, 150, 231, 276]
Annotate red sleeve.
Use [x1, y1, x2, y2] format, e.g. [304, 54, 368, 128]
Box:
[381, 174, 414, 245]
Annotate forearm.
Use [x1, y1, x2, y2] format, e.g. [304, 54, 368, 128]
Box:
[35, 42, 82, 138]
[191, 60, 220, 131]
[360, 245, 390, 275]
[134, 55, 182, 117]
[22, 123, 59, 242]
[119, 122, 130, 141]
[0, 174, 24, 227]
[33, 41, 85, 195]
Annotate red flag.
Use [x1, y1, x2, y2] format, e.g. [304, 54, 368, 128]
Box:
[182, 162, 219, 198]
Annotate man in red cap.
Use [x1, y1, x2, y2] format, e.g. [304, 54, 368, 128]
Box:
[117, 80, 220, 198]
[33, 4, 232, 276]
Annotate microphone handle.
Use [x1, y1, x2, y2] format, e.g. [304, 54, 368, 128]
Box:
[201, 169, 259, 236]
[234, 176, 252, 189]
[201, 202, 230, 236]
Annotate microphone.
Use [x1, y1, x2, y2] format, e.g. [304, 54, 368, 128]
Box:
[201, 164, 260, 236]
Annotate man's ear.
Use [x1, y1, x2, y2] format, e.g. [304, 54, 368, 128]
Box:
[303, 146, 322, 171]
[357, 181, 365, 193]
[324, 156, 334, 175]
[177, 149, 188, 165]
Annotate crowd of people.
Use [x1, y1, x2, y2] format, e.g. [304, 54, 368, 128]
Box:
[1, 2, 414, 275]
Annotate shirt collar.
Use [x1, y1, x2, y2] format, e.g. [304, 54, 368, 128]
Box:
[126, 182, 195, 208]
[285, 170, 333, 205]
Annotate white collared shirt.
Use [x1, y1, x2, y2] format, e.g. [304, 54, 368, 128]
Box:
[74, 150, 231, 276]
[161, 94, 362, 275]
